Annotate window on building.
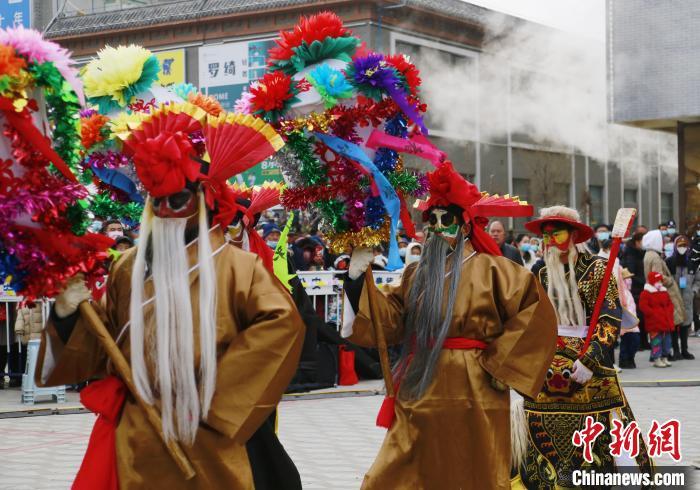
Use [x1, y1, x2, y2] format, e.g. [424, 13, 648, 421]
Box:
[512, 178, 530, 202]
[660, 192, 674, 223]
[624, 188, 638, 208]
[588, 185, 604, 226]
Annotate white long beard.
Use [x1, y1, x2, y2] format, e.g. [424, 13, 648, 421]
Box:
[129, 194, 218, 445]
[543, 244, 587, 327]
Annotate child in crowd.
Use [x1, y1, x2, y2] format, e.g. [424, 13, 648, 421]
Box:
[639, 271, 676, 368]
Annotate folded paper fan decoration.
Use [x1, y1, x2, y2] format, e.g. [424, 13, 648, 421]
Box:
[203, 112, 284, 183]
[247, 181, 284, 217]
[470, 194, 533, 218]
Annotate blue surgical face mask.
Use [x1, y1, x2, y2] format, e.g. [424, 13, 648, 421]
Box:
[668, 228, 677, 236]
[661, 229, 669, 236]
[696, 230, 700, 237]
[596, 231, 610, 241]
[398, 248, 407, 257]
[266, 240, 278, 250]
[519, 244, 530, 253]
[664, 243, 674, 258]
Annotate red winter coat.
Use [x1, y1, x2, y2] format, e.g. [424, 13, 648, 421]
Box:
[639, 285, 675, 333]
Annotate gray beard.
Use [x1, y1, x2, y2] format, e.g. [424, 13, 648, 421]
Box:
[396, 231, 464, 400]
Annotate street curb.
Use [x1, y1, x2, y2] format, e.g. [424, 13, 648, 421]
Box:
[621, 379, 700, 388]
[0, 405, 87, 419]
[1, 381, 698, 418]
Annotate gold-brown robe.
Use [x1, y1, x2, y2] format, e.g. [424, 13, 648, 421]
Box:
[345, 241, 558, 490]
[36, 228, 305, 489]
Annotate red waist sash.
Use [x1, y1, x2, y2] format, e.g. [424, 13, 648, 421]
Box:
[73, 376, 126, 490]
[376, 337, 488, 429]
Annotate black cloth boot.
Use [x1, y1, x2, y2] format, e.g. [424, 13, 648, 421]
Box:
[681, 325, 695, 359]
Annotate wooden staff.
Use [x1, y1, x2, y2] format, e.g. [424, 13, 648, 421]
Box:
[78, 302, 196, 480]
[363, 268, 395, 399]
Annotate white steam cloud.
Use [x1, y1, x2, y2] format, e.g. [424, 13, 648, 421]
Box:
[413, 13, 677, 179]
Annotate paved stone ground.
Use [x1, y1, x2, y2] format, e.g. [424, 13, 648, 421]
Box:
[0, 386, 698, 489]
[1, 338, 700, 489]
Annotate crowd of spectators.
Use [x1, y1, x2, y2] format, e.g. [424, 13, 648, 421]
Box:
[2, 209, 699, 387]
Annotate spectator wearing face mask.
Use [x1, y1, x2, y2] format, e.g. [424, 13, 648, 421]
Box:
[100, 219, 125, 241]
[665, 235, 695, 360]
[515, 233, 538, 270]
[643, 230, 687, 360]
[262, 222, 282, 250]
[587, 224, 610, 254]
[403, 242, 422, 267]
[398, 237, 409, 262]
[621, 231, 651, 350]
[690, 225, 700, 336]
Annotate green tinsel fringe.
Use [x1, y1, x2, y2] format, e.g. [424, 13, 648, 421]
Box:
[388, 170, 420, 194]
[89, 193, 144, 222]
[286, 131, 327, 186]
[315, 199, 347, 233]
[30, 62, 84, 183]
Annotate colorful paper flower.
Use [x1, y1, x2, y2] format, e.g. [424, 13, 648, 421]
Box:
[249, 71, 305, 122]
[187, 91, 223, 116]
[130, 130, 199, 198]
[80, 113, 110, 150]
[306, 63, 354, 108]
[268, 12, 360, 74]
[82, 45, 161, 112]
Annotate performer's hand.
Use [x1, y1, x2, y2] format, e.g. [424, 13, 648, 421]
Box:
[490, 376, 508, 392]
[348, 247, 374, 280]
[571, 359, 593, 384]
[54, 274, 91, 318]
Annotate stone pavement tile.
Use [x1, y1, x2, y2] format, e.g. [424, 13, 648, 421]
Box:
[0, 386, 698, 489]
[619, 336, 700, 383]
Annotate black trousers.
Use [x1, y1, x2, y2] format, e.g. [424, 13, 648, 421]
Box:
[246, 410, 302, 490]
[0, 343, 26, 386]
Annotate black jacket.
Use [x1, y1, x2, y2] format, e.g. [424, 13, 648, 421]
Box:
[620, 245, 645, 300]
[500, 242, 524, 266]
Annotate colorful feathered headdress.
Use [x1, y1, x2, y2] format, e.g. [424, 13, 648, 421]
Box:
[122, 105, 284, 225]
[417, 161, 533, 255]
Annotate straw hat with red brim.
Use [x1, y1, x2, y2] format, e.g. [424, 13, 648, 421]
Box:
[525, 206, 594, 244]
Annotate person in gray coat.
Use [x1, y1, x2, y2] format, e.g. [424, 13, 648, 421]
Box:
[665, 235, 695, 359]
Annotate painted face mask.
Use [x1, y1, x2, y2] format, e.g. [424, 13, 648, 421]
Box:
[542, 224, 573, 252]
[426, 208, 461, 242]
[152, 187, 198, 219]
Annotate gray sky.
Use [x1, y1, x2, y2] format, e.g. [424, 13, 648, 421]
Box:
[465, 0, 606, 41]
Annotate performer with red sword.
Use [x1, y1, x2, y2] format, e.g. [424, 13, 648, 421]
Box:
[515, 205, 654, 488]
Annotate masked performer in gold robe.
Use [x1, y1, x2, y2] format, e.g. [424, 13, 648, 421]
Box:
[35, 107, 305, 489]
[343, 162, 558, 490]
[515, 206, 653, 489]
